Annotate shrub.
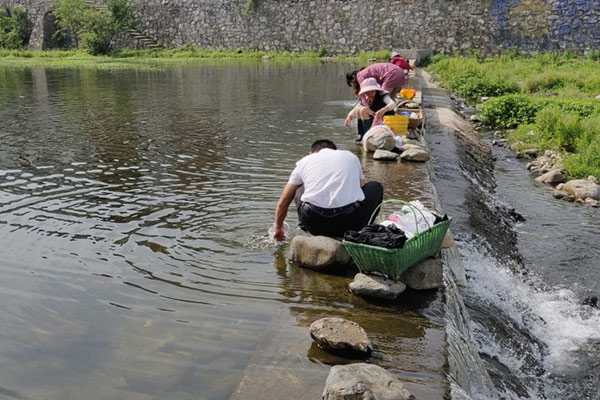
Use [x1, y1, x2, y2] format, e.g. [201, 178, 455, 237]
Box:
[0, 8, 30, 49]
[53, 0, 139, 55]
[479, 95, 600, 129]
[563, 120, 600, 179]
[478, 95, 541, 128]
[535, 106, 584, 152]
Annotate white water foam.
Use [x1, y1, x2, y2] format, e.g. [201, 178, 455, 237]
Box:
[459, 243, 600, 398]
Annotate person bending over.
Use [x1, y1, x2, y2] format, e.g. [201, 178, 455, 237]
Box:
[273, 139, 383, 241]
[346, 62, 406, 103]
[345, 78, 396, 142]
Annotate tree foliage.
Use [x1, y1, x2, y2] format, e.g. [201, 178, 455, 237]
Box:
[0, 7, 30, 49]
[53, 0, 139, 55]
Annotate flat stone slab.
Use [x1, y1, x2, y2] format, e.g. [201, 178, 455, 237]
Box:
[373, 149, 398, 160]
[349, 273, 406, 300]
[400, 147, 430, 162]
[322, 363, 415, 400]
[289, 235, 351, 270]
[310, 317, 372, 356]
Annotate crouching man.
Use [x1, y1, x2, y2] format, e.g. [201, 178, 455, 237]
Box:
[274, 139, 383, 241]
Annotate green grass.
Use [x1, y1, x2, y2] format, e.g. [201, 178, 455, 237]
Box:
[426, 51, 600, 180]
[0, 47, 392, 70]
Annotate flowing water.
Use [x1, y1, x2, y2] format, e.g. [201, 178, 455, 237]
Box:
[424, 87, 600, 400]
[0, 63, 447, 400]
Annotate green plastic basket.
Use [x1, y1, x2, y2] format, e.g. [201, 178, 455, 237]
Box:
[343, 199, 451, 279]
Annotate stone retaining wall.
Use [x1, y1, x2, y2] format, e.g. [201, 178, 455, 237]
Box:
[2, 0, 599, 55]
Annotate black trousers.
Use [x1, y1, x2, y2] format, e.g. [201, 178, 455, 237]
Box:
[295, 181, 383, 238]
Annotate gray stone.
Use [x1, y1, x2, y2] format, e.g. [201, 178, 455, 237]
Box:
[588, 175, 599, 184]
[556, 183, 565, 190]
[469, 114, 479, 122]
[349, 273, 406, 300]
[535, 169, 565, 184]
[552, 189, 568, 199]
[400, 258, 442, 290]
[373, 150, 398, 161]
[480, 96, 490, 102]
[366, 136, 395, 152]
[400, 147, 430, 162]
[563, 179, 600, 200]
[289, 235, 351, 270]
[585, 198, 599, 207]
[441, 231, 455, 249]
[523, 148, 540, 158]
[310, 317, 372, 355]
[322, 363, 414, 400]
[595, 94, 600, 100]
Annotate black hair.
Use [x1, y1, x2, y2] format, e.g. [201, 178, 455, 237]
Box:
[345, 69, 363, 96]
[310, 139, 337, 153]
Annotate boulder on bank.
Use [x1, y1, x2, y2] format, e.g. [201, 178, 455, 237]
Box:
[399, 258, 443, 290]
[527, 150, 562, 174]
[400, 147, 430, 162]
[563, 179, 600, 201]
[322, 363, 414, 400]
[289, 235, 351, 270]
[349, 273, 406, 300]
[373, 149, 398, 161]
[535, 169, 565, 184]
[309, 317, 372, 356]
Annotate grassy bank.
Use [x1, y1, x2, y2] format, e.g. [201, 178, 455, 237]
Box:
[425, 52, 600, 179]
[0, 48, 391, 69]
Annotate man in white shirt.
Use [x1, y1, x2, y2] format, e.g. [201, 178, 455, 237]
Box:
[274, 139, 383, 240]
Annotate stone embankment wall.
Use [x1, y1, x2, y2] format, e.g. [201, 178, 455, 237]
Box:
[2, 0, 599, 55]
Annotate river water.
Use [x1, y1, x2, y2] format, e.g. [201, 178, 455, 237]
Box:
[0, 63, 446, 400]
[424, 86, 600, 400]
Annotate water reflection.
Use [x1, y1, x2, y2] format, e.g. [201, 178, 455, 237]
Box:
[0, 63, 447, 399]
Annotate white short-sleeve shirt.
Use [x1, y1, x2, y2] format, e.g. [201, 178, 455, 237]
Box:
[288, 148, 365, 208]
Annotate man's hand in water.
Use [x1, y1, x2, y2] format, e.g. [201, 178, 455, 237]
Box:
[273, 226, 285, 242]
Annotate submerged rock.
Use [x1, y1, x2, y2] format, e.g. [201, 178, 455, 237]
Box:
[583, 295, 598, 308]
[535, 169, 565, 184]
[552, 189, 568, 199]
[289, 235, 351, 270]
[373, 149, 398, 161]
[349, 273, 406, 300]
[322, 363, 414, 400]
[310, 317, 372, 356]
[400, 258, 443, 290]
[563, 179, 600, 201]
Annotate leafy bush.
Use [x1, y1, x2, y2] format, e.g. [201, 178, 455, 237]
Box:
[563, 117, 600, 179]
[478, 95, 541, 128]
[449, 73, 518, 101]
[479, 95, 600, 129]
[0, 8, 30, 49]
[53, 0, 138, 55]
[535, 106, 584, 152]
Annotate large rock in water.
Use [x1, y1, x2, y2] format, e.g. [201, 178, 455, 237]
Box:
[535, 169, 565, 184]
[349, 273, 406, 300]
[563, 179, 600, 200]
[322, 363, 415, 400]
[309, 317, 372, 355]
[400, 147, 430, 162]
[399, 258, 443, 290]
[373, 149, 398, 160]
[289, 235, 351, 270]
